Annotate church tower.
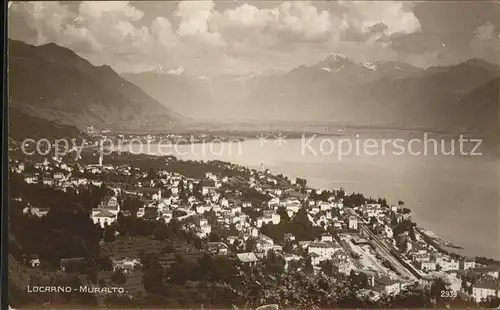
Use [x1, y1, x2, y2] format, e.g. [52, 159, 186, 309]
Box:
[98, 139, 103, 167]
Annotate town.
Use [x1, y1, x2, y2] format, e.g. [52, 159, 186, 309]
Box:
[7, 139, 500, 309]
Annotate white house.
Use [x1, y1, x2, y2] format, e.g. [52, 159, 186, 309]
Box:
[321, 234, 333, 242]
[285, 199, 301, 214]
[308, 241, 338, 259]
[472, 283, 500, 302]
[375, 277, 401, 296]
[24, 175, 38, 184]
[267, 197, 280, 208]
[419, 260, 437, 272]
[256, 212, 280, 228]
[348, 217, 358, 230]
[436, 256, 459, 271]
[111, 257, 141, 273]
[282, 253, 301, 270]
[460, 259, 476, 270]
[319, 201, 332, 212]
[196, 205, 212, 214]
[92, 209, 117, 228]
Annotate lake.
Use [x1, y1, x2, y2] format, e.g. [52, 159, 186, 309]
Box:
[116, 134, 499, 259]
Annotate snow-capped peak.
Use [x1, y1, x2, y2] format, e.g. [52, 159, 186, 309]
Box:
[167, 67, 184, 76]
[363, 61, 377, 71]
[153, 65, 166, 74]
[325, 55, 348, 63]
[152, 65, 184, 76]
[319, 54, 350, 72]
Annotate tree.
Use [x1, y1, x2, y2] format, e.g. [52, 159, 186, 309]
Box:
[303, 257, 313, 274]
[153, 223, 168, 240]
[289, 207, 322, 241]
[208, 231, 221, 242]
[319, 260, 334, 277]
[262, 251, 285, 275]
[122, 197, 143, 213]
[245, 238, 257, 252]
[461, 276, 468, 292]
[409, 226, 416, 241]
[276, 206, 290, 223]
[142, 254, 164, 294]
[167, 254, 191, 285]
[283, 241, 294, 253]
[147, 167, 157, 180]
[337, 188, 345, 199]
[87, 266, 98, 284]
[430, 278, 447, 301]
[103, 227, 116, 243]
[349, 270, 369, 289]
[377, 198, 388, 208]
[111, 269, 127, 285]
[232, 239, 242, 252]
[390, 214, 399, 227]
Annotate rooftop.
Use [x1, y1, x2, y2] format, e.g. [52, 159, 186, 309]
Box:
[237, 252, 258, 263]
[93, 209, 117, 218]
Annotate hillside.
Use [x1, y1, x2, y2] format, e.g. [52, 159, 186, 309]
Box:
[456, 77, 499, 146]
[8, 40, 184, 132]
[9, 106, 84, 141]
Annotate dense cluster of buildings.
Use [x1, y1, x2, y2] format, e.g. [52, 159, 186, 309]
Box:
[8, 151, 500, 304]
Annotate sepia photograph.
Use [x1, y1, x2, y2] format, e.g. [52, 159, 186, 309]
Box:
[6, 0, 500, 308]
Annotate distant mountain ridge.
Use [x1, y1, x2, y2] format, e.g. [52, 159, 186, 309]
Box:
[8, 39, 184, 133]
[8, 39, 498, 136]
[124, 55, 498, 133]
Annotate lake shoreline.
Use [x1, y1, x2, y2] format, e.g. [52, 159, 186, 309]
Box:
[112, 137, 499, 259]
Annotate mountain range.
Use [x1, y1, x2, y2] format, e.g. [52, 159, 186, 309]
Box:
[7, 39, 499, 140]
[125, 54, 499, 134]
[8, 39, 183, 138]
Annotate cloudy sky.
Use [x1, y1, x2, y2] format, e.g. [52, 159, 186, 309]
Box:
[8, 0, 500, 75]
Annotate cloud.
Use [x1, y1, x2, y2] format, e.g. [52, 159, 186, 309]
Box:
[473, 22, 496, 44]
[176, 0, 215, 36]
[78, 1, 144, 21]
[212, 1, 334, 45]
[337, 1, 420, 37]
[10, 2, 73, 45]
[8, 0, 449, 74]
[470, 22, 500, 63]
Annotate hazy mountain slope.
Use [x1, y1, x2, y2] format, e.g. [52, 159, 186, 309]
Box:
[122, 70, 215, 118]
[457, 77, 499, 133]
[455, 77, 499, 156]
[122, 54, 497, 132]
[358, 58, 499, 130]
[8, 40, 183, 132]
